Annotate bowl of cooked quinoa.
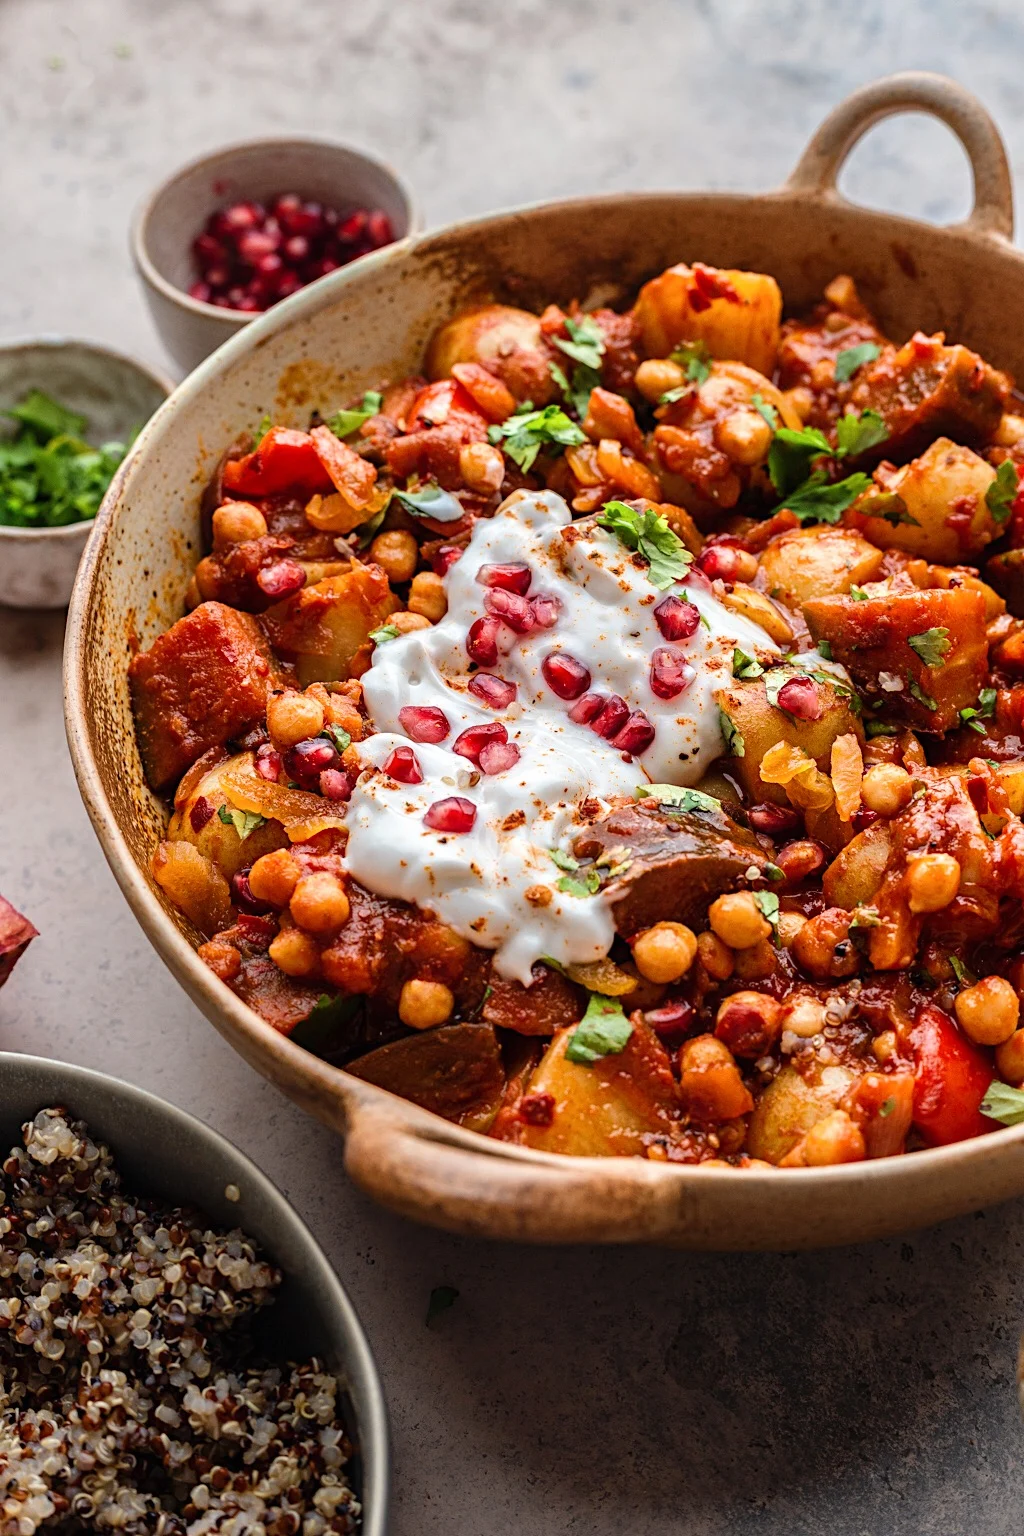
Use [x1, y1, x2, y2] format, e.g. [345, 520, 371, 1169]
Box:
[0, 1052, 388, 1535]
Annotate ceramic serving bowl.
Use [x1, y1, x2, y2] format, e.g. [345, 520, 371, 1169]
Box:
[132, 136, 419, 376]
[0, 1051, 389, 1531]
[66, 73, 1024, 1248]
[0, 340, 171, 609]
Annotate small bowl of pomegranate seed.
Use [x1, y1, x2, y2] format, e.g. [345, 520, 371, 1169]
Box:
[132, 137, 417, 375]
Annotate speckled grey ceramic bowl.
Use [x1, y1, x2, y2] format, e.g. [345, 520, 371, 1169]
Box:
[132, 137, 418, 376]
[0, 1051, 389, 1532]
[0, 339, 172, 609]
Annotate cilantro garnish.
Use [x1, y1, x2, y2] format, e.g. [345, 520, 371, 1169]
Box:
[252, 413, 272, 449]
[751, 392, 779, 429]
[878, 1096, 896, 1119]
[217, 804, 266, 840]
[659, 385, 690, 405]
[754, 890, 780, 933]
[817, 640, 833, 661]
[328, 390, 383, 440]
[488, 403, 586, 472]
[908, 680, 938, 712]
[765, 403, 884, 523]
[776, 469, 873, 525]
[353, 503, 388, 548]
[565, 994, 634, 1065]
[719, 707, 745, 758]
[596, 500, 693, 589]
[986, 458, 1018, 525]
[670, 339, 712, 385]
[980, 1080, 1024, 1126]
[959, 688, 997, 734]
[0, 389, 131, 528]
[549, 359, 599, 420]
[908, 627, 951, 669]
[732, 647, 764, 680]
[635, 784, 722, 813]
[835, 408, 888, 458]
[767, 425, 832, 497]
[834, 341, 881, 383]
[949, 955, 976, 988]
[865, 720, 900, 738]
[849, 584, 871, 601]
[369, 624, 400, 645]
[322, 724, 351, 753]
[552, 314, 605, 372]
[392, 481, 465, 521]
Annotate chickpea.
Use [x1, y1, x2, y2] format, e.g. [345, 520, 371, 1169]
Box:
[267, 689, 325, 751]
[906, 853, 961, 914]
[715, 990, 782, 1058]
[697, 930, 734, 981]
[715, 408, 773, 467]
[369, 529, 418, 584]
[792, 907, 859, 981]
[289, 872, 351, 935]
[678, 1035, 753, 1122]
[194, 555, 221, 601]
[407, 570, 447, 623]
[781, 994, 827, 1039]
[390, 610, 433, 634]
[732, 937, 777, 983]
[198, 938, 242, 983]
[635, 357, 685, 404]
[184, 575, 202, 611]
[399, 978, 455, 1030]
[459, 441, 506, 495]
[248, 848, 301, 907]
[871, 1029, 898, 1063]
[861, 763, 913, 817]
[777, 911, 807, 949]
[211, 501, 268, 549]
[800, 1110, 866, 1167]
[708, 891, 770, 950]
[955, 975, 1020, 1046]
[269, 926, 320, 979]
[784, 385, 814, 422]
[632, 921, 697, 984]
[995, 1029, 1024, 1086]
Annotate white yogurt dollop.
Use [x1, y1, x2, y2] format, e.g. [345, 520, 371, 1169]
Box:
[345, 491, 778, 981]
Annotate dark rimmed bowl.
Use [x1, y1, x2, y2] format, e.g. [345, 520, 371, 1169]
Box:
[0, 1051, 389, 1533]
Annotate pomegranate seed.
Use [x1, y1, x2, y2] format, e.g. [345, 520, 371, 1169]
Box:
[518, 1091, 556, 1127]
[320, 768, 353, 802]
[383, 745, 423, 783]
[285, 738, 338, 789]
[273, 193, 304, 230]
[568, 692, 604, 725]
[367, 210, 394, 247]
[193, 233, 226, 267]
[649, 648, 696, 701]
[852, 807, 882, 833]
[479, 739, 521, 775]
[276, 272, 303, 300]
[469, 673, 517, 709]
[283, 234, 310, 263]
[235, 295, 262, 313]
[204, 264, 231, 291]
[610, 710, 656, 755]
[776, 676, 823, 721]
[253, 252, 285, 291]
[236, 912, 276, 946]
[399, 705, 450, 744]
[467, 616, 503, 667]
[255, 744, 283, 782]
[424, 796, 477, 833]
[231, 869, 274, 916]
[484, 588, 534, 633]
[653, 595, 701, 641]
[477, 561, 532, 596]
[214, 201, 261, 236]
[238, 229, 280, 264]
[776, 839, 827, 883]
[338, 210, 369, 243]
[431, 544, 463, 576]
[592, 695, 630, 738]
[530, 594, 561, 629]
[453, 722, 507, 762]
[257, 559, 306, 600]
[747, 803, 801, 837]
[696, 543, 743, 582]
[645, 999, 694, 1043]
[226, 286, 248, 308]
[189, 795, 215, 833]
[188, 280, 213, 304]
[307, 256, 340, 280]
[542, 652, 591, 700]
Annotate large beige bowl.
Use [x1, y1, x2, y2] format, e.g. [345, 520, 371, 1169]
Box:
[66, 74, 1024, 1248]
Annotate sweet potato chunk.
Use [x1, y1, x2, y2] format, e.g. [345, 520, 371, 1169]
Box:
[759, 526, 884, 611]
[849, 333, 1009, 463]
[635, 262, 782, 377]
[129, 602, 277, 791]
[345, 1023, 506, 1129]
[261, 563, 396, 684]
[803, 586, 988, 733]
[849, 438, 1000, 564]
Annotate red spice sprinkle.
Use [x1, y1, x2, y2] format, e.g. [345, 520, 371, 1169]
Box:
[519, 1092, 556, 1127]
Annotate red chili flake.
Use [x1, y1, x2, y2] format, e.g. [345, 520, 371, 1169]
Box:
[519, 1092, 556, 1128]
[189, 795, 215, 833]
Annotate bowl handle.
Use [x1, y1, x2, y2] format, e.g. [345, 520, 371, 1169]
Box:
[784, 70, 1014, 241]
[342, 1101, 682, 1242]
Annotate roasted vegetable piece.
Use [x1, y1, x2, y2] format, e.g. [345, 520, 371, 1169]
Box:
[572, 799, 770, 937]
[746, 1061, 858, 1165]
[803, 586, 988, 732]
[425, 304, 560, 405]
[758, 525, 884, 610]
[167, 752, 288, 878]
[505, 1016, 679, 1156]
[849, 333, 1009, 463]
[634, 262, 782, 377]
[849, 438, 1000, 564]
[848, 1070, 915, 1158]
[222, 427, 334, 497]
[0, 895, 38, 989]
[715, 672, 863, 807]
[822, 819, 893, 910]
[129, 601, 278, 790]
[152, 840, 233, 936]
[345, 1023, 506, 1129]
[482, 964, 583, 1036]
[261, 563, 396, 684]
[909, 1003, 994, 1146]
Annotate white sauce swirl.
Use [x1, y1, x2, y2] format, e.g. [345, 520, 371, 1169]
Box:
[345, 491, 779, 982]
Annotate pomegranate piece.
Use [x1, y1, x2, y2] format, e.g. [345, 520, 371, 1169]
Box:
[255, 743, 283, 782]
[367, 210, 394, 247]
[193, 232, 226, 266]
[231, 869, 274, 916]
[284, 737, 339, 789]
[188, 280, 212, 304]
[529, 594, 561, 629]
[453, 721, 508, 763]
[431, 544, 463, 576]
[542, 652, 591, 700]
[747, 802, 801, 837]
[591, 694, 630, 738]
[484, 587, 534, 633]
[610, 710, 656, 755]
[649, 648, 696, 701]
[424, 796, 477, 833]
[653, 594, 701, 641]
[213, 201, 261, 237]
[399, 704, 450, 744]
[0, 895, 38, 989]
[257, 558, 307, 600]
[320, 768, 353, 802]
[645, 999, 694, 1043]
[477, 561, 532, 596]
[568, 692, 605, 725]
[238, 228, 281, 263]
[383, 745, 424, 783]
[479, 739, 521, 775]
[467, 615, 504, 667]
[469, 673, 517, 709]
[696, 542, 744, 582]
[776, 676, 823, 722]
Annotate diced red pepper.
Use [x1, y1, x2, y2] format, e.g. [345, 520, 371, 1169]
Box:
[222, 427, 333, 497]
[909, 1003, 994, 1146]
[408, 378, 488, 434]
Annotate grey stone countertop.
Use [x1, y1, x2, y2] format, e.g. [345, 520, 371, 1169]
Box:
[2, 1, 1024, 1530]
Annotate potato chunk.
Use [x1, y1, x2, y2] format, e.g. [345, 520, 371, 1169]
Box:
[425, 304, 559, 405]
[167, 752, 287, 880]
[152, 840, 232, 937]
[803, 586, 988, 733]
[759, 526, 884, 611]
[849, 438, 1000, 564]
[715, 672, 863, 807]
[850, 333, 1009, 462]
[129, 601, 277, 791]
[635, 262, 782, 377]
[262, 563, 396, 683]
[746, 1062, 857, 1165]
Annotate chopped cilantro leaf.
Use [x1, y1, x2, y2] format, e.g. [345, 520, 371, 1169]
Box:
[733, 647, 764, 679]
[369, 624, 400, 645]
[908, 680, 938, 711]
[659, 385, 690, 405]
[217, 804, 266, 840]
[865, 720, 900, 738]
[908, 627, 951, 668]
[565, 994, 633, 1064]
[596, 500, 692, 588]
[878, 1096, 896, 1118]
[817, 640, 833, 661]
[849, 584, 871, 601]
[322, 724, 351, 753]
[392, 481, 465, 520]
[751, 392, 779, 429]
[986, 458, 1018, 525]
[719, 707, 744, 757]
[767, 425, 833, 497]
[754, 890, 780, 932]
[835, 408, 888, 458]
[670, 339, 712, 385]
[488, 403, 586, 472]
[635, 784, 722, 813]
[776, 469, 872, 525]
[0, 388, 131, 529]
[549, 358, 600, 420]
[980, 1080, 1024, 1126]
[252, 414, 272, 449]
[949, 955, 976, 988]
[834, 341, 881, 383]
[552, 314, 605, 372]
[328, 390, 384, 439]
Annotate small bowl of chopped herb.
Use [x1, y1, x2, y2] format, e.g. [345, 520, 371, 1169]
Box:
[0, 338, 172, 608]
